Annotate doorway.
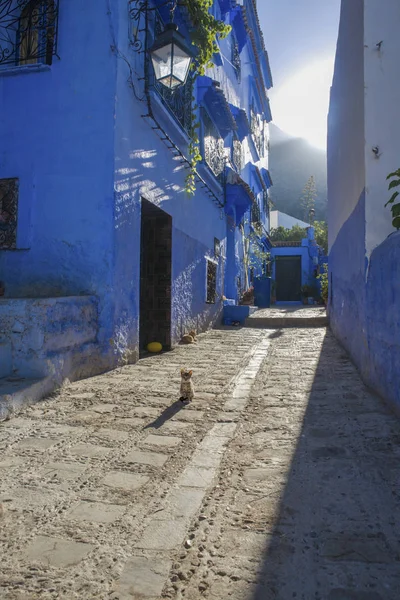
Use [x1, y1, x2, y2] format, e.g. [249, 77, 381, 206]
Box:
[275, 256, 302, 301]
[140, 199, 172, 350]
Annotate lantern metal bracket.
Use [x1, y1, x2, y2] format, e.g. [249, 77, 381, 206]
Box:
[128, 0, 178, 52]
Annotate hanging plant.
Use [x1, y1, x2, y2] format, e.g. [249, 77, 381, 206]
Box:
[385, 168, 400, 230]
[181, 0, 231, 195]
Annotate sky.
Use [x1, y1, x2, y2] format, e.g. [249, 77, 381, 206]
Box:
[258, 0, 341, 149]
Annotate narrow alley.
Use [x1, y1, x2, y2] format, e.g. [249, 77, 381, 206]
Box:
[1, 320, 399, 599]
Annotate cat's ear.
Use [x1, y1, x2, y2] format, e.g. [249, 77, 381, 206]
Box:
[188, 370, 193, 376]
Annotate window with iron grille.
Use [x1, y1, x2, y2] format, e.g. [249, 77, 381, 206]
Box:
[232, 136, 243, 173]
[250, 99, 264, 158]
[0, 0, 59, 68]
[231, 33, 241, 83]
[251, 201, 261, 225]
[262, 189, 268, 213]
[202, 108, 225, 177]
[214, 237, 221, 257]
[0, 178, 18, 249]
[206, 259, 217, 304]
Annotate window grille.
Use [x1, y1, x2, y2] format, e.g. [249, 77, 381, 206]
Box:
[202, 108, 225, 177]
[0, 0, 59, 67]
[0, 178, 18, 249]
[231, 33, 241, 83]
[232, 137, 243, 172]
[206, 259, 217, 304]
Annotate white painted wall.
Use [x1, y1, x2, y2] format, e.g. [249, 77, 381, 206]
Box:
[364, 0, 400, 255]
[328, 0, 365, 253]
[270, 210, 310, 230]
[328, 0, 400, 255]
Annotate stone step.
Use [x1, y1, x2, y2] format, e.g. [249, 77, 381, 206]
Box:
[244, 315, 329, 328]
[0, 376, 55, 420]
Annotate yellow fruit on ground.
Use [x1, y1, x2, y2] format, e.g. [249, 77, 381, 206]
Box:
[147, 342, 162, 353]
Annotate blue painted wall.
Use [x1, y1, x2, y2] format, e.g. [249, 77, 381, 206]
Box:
[0, 0, 117, 370]
[365, 232, 400, 410]
[0, 0, 272, 374]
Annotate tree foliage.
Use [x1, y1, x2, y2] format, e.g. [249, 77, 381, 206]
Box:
[317, 263, 329, 303]
[270, 221, 328, 255]
[313, 220, 328, 255]
[300, 175, 317, 221]
[240, 223, 272, 289]
[270, 224, 306, 242]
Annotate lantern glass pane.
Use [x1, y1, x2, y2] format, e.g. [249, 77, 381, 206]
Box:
[151, 43, 173, 81]
[158, 74, 181, 89]
[171, 46, 191, 84]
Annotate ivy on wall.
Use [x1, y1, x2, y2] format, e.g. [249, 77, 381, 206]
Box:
[181, 0, 231, 194]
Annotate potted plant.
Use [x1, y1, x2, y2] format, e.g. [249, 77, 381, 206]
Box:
[317, 264, 328, 306]
[300, 284, 310, 305]
[240, 286, 254, 306]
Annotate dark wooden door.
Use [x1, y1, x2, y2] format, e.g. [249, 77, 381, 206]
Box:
[275, 256, 302, 301]
[140, 199, 172, 350]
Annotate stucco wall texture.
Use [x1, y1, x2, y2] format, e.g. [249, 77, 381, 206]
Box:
[328, 0, 400, 410]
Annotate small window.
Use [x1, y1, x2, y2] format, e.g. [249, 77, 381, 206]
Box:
[0, 0, 59, 68]
[201, 108, 225, 177]
[231, 33, 241, 83]
[0, 178, 19, 249]
[206, 259, 217, 304]
[18, 0, 57, 66]
[214, 237, 221, 257]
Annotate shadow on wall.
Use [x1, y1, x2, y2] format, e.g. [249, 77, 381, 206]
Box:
[247, 331, 400, 598]
[172, 229, 223, 342]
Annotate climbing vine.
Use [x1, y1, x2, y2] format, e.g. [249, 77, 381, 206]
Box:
[181, 0, 231, 194]
[385, 168, 400, 230]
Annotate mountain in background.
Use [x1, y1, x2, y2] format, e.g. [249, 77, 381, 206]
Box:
[268, 124, 327, 222]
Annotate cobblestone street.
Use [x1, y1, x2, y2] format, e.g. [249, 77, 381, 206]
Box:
[1, 325, 400, 599]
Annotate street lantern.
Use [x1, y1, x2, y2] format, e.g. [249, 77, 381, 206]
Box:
[149, 23, 194, 90]
[309, 208, 315, 224]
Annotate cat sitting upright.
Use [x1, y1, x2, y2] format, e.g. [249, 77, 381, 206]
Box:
[180, 369, 194, 402]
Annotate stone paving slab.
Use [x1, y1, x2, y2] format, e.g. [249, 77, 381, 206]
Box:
[136, 518, 189, 550]
[68, 443, 112, 458]
[24, 536, 94, 568]
[40, 462, 87, 481]
[67, 501, 126, 523]
[101, 471, 150, 491]
[14, 437, 57, 451]
[141, 434, 182, 448]
[122, 449, 169, 467]
[118, 555, 172, 598]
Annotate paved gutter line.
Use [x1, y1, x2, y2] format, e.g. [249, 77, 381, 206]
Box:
[116, 335, 272, 598]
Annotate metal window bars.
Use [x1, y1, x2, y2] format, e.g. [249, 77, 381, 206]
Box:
[0, 0, 59, 67]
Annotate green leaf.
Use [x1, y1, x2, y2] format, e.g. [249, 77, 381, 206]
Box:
[386, 169, 400, 180]
[385, 191, 399, 207]
[388, 179, 400, 190]
[392, 216, 400, 230]
[391, 203, 400, 217]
